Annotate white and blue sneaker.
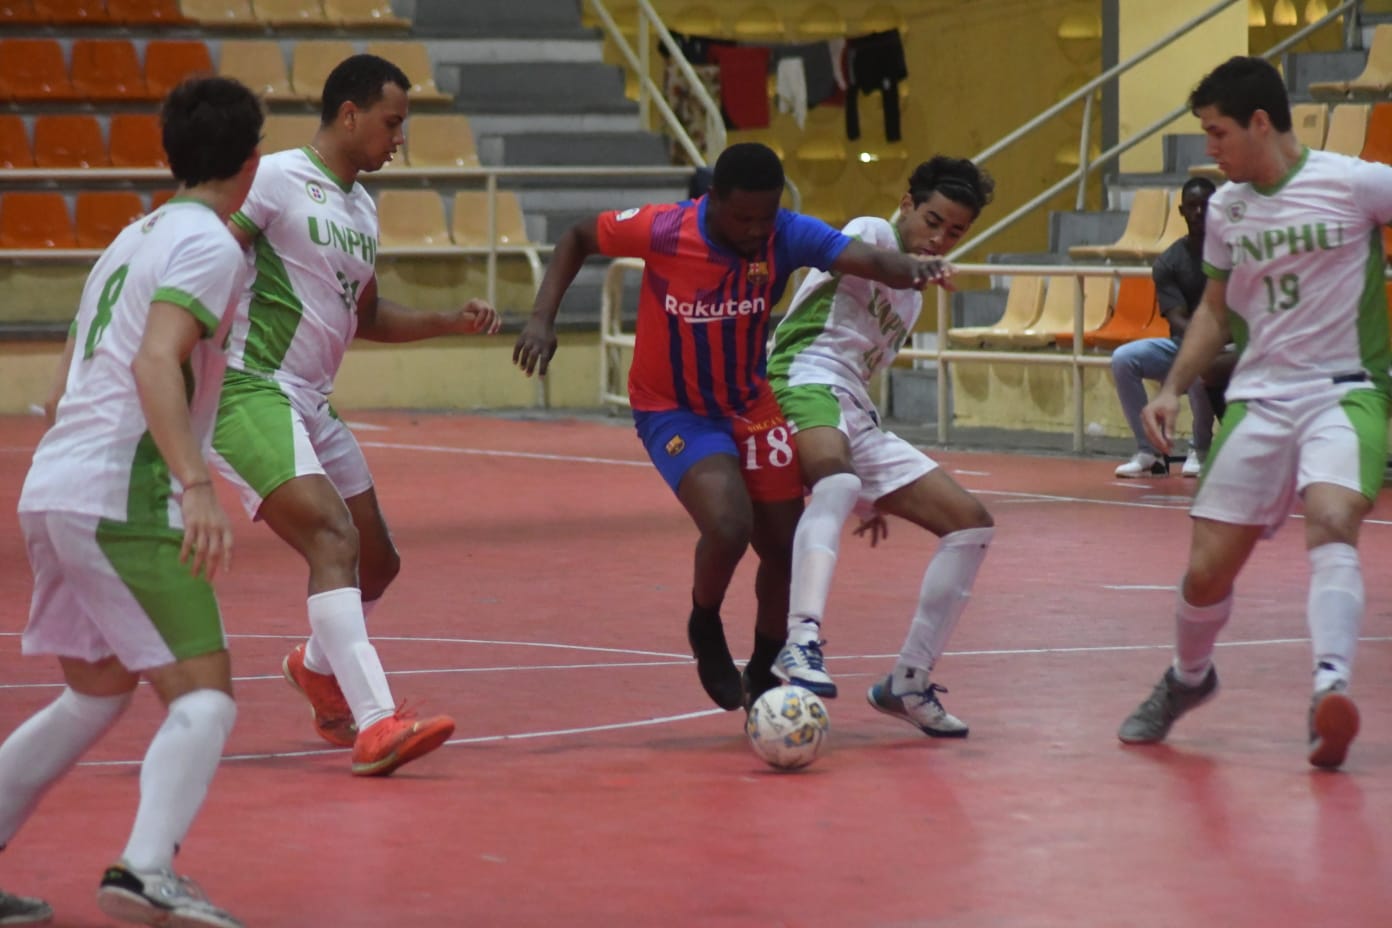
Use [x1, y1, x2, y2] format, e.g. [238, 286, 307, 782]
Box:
[771, 639, 837, 698]
[867, 671, 968, 738]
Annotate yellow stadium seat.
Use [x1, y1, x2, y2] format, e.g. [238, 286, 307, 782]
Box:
[947, 275, 1047, 348]
[732, 5, 782, 42]
[406, 114, 479, 168]
[998, 274, 1112, 349]
[364, 42, 451, 103]
[1323, 103, 1371, 156]
[451, 191, 532, 248]
[291, 40, 355, 102]
[322, 0, 407, 27]
[179, 0, 256, 25]
[219, 40, 301, 102]
[790, 3, 845, 41]
[251, 0, 327, 27]
[376, 189, 450, 249]
[261, 114, 318, 154]
[1068, 188, 1169, 261]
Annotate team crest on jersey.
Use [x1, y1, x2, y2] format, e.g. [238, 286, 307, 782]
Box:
[746, 261, 769, 285]
[665, 435, 686, 456]
[1227, 201, 1247, 222]
[140, 212, 162, 233]
[305, 181, 327, 204]
[616, 207, 640, 221]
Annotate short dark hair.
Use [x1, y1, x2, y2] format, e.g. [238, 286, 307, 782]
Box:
[1181, 175, 1216, 199]
[320, 54, 411, 125]
[907, 156, 995, 218]
[162, 76, 263, 187]
[1189, 56, 1292, 133]
[711, 143, 784, 195]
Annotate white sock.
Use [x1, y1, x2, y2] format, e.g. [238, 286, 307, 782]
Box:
[122, 689, 235, 873]
[303, 597, 379, 675]
[788, 473, 862, 645]
[307, 588, 394, 729]
[1308, 542, 1362, 692]
[0, 688, 130, 846]
[1172, 592, 1232, 686]
[897, 526, 994, 671]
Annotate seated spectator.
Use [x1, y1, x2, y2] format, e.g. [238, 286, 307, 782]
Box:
[1112, 177, 1230, 478]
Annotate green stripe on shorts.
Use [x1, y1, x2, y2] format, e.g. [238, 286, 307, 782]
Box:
[1339, 388, 1391, 500]
[772, 380, 841, 432]
[213, 370, 299, 501]
[96, 518, 224, 661]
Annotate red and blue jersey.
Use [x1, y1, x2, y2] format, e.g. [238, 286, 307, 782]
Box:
[597, 197, 850, 416]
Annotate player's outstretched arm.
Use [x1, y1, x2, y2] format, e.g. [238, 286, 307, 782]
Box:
[132, 302, 232, 580]
[830, 240, 953, 291]
[514, 217, 602, 377]
[354, 276, 502, 343]
[1143, 278, 1230, 454]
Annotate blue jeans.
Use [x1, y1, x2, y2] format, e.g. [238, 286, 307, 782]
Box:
[1109, 337, 1214, 455]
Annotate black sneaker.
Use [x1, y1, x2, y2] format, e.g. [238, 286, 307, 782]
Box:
[741, 662, 779, 713]
[687, 611, 743, 711]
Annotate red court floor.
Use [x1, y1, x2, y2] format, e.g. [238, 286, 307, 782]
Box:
[1, 411, 1389, 927]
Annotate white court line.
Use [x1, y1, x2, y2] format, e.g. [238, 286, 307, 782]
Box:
[78, 708, 727, 768]
[344, 421, 391, 432]
[1104, 584, 1176, 591]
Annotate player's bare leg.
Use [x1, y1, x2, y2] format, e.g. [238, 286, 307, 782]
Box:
[676, 455, 751, 710]
[746, 496, 803, 708]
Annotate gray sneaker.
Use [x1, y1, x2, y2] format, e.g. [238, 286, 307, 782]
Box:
[1118, 666, 1219, 744]
[96, 863, 242, 928]
[1308, 680, 1360, 770]
[0, 889, 52, 925]
[867, 675, 968, 738]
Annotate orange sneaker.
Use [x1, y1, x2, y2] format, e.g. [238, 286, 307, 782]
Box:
[350, 706, 455, 777]
[282, 644, 357, 747]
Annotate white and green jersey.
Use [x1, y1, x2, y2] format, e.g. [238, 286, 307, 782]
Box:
[227, 147, 378, 395]
[768, 216, 919, 405]
[19, 200, 244, 524]
[1205, 147, 1392, 400]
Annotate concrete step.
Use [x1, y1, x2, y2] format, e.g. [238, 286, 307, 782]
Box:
[440, 62, 635, 115]
[1049, 210, 1130, 254]
[487, 130, 671, 167]
[412, 0, 593, 38]
[1282, 49, 1365, 100]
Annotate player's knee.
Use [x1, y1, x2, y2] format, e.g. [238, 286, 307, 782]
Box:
[308, 516, 360, 571]
[704, 515, 752, 559]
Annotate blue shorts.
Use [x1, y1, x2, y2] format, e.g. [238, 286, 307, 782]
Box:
[633, 395, 802, 502]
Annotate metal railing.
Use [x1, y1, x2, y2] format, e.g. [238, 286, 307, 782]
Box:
[952, 0, 1360, 261]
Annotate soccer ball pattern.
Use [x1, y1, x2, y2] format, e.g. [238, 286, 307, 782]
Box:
[745, 685, 830, 771]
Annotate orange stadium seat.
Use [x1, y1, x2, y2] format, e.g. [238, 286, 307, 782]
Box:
[178, 0, 256, 24]
[150, 188, 177, 210]
[364, 42, 452, 102]
[1079, 276, 1157, 349]
[109, 113, 167, 168]
[291, 41, 354, 101]
[145, 40, 215, 97]
[0, 0, 37, 23]
[1358, 102, 1392, 166]
[0, 192, 76, 249]
[32, 0, 110, 22]
[108, 0, 186, 22]
[0, 115, 34, 168]
[71, 39, 150, 101]
[376, 189, 450, 248]
[0, 39, 77, 101]
[33, 115, 109, 169]
[76, 191, 146, 248]
[218, 40, 301, 102]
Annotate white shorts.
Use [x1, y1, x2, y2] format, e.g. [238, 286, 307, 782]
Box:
[212, 370, 373, 519]
[20, 510, 227, 670]
[1192, 385, 1389, 534]
[778, 382, 936, 503]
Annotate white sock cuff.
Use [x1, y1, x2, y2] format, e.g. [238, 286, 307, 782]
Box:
[813, 471, 862, 497]
[60, 687, 132, 725]
[308, 587, 362, 609]
[940, 526, 995, 549]
[1309, 542, 1359, 573]
[1177, 592, 1232, 624]
[167, 690, 236, 740]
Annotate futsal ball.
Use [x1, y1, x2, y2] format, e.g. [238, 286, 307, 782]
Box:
[745, 685, 830, 771]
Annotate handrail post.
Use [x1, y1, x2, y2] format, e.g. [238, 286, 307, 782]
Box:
[936, 286, 949, 444]
[485, 172, 498, 308]
[1071, 273, 1085, 451]
[638, 12, 650, 129]
[1076, 92, 1095, 211]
